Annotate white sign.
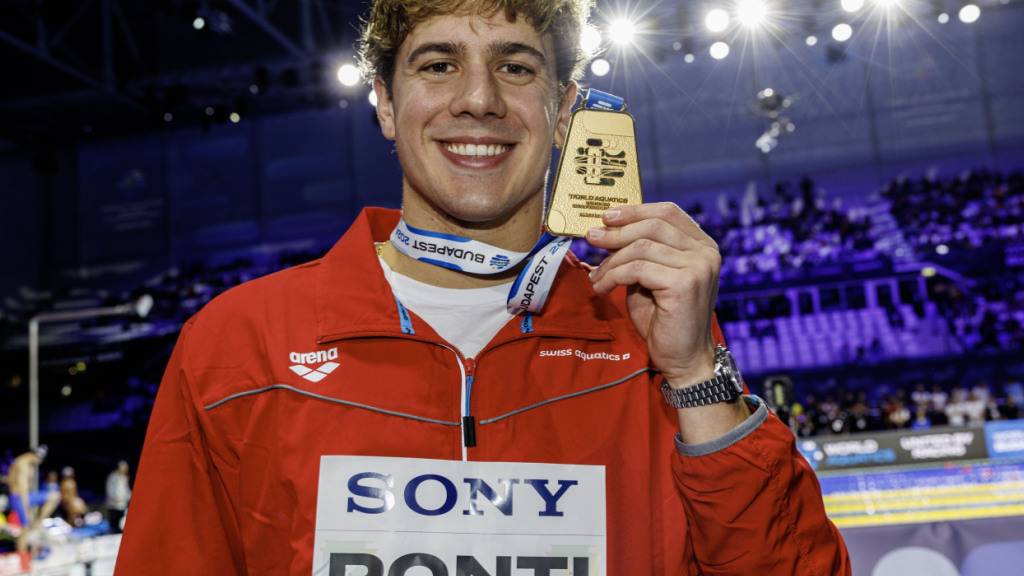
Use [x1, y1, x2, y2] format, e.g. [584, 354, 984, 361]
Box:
[313, 456, 606, 576]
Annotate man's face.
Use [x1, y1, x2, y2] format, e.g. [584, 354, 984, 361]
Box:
[375, 12, 576, 224]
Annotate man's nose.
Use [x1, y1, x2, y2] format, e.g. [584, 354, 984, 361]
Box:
[449, 66, 507, 118]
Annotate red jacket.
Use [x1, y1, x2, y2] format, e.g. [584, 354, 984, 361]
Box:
[116, 207, 850, 575]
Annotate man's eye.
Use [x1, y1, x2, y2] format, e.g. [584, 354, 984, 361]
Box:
[502, 63, 533, 76]
[423, 62, 453, 74]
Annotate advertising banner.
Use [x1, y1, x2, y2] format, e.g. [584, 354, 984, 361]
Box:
[984, 420, 1024, 460]
[798, 426, 989, 471]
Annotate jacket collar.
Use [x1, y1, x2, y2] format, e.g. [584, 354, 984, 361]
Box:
[315, 207, 615, 344]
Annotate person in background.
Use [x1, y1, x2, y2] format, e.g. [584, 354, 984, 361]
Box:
[105, 461, 131, 533]
[59, 467, 87, 527]
[911, 404, 932, 429]
[3, 447, 60, 569]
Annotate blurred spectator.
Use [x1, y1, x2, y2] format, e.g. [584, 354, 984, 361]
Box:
[59, 467, 88, 526]
[945, 389, 969, 426]
[911, 405, 932, 430]
[105, 461, 131, 533]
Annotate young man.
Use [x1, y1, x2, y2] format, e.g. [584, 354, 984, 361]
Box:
[116, 1, 850, 574]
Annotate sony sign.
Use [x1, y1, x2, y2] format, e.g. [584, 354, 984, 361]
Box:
[313, 456, 606, 576]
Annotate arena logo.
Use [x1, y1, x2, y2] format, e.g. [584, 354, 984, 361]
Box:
[288, 347, 339, 383]
[329, 552, 591, 576]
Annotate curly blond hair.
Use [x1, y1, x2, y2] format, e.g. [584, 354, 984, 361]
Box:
[358, 0, 593, 91]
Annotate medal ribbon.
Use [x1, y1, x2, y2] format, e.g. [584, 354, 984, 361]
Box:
[389, 89, 625, 315]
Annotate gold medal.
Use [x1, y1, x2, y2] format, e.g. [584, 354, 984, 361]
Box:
[545, 107, 643, 237]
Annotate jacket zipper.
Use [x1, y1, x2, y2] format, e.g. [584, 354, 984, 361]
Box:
[446, 346, 476, 461]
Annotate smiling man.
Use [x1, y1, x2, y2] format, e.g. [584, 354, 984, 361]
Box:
[115, 1, 850, 574]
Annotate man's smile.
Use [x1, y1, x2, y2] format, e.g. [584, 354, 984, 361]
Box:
[436, 137, 517, 169]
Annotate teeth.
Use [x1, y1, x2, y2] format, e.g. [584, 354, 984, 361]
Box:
[445, 143, 510, 157]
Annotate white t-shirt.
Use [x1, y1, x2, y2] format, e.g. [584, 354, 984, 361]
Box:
[378, 257, 514, 359]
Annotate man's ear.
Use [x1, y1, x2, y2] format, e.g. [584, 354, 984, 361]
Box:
[374, 77, 396, 141]
[554, 81, 579, 149]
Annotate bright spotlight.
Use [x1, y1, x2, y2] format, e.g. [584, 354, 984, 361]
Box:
[581, 26, 602, 54]
[805, 35, 818, 46]
[229, 112, 241, 124]
[709, 41, 731, 60]
[936, 244, 950, 255]
[368, 90, 378, 107]
[684, 53, 696, 63]
[832, 23, 853, 42]
[608, 18, 637, 45]
[192, 17, 206, 30]
[937, 12, 950, 23]
[875, 0, 900, 9]
[336, 63, 360, 87]
[590, 58, 610, 77]
[958, 3, 980, 23]
[841, 0, 865, 12]
[736, 0, 768, 28]
[705, 8, 730, 33]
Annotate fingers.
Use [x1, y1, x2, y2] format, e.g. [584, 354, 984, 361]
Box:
[589, 202, 718, 250]
[589, 238, 687, 284]
[591, 259, 681, 295]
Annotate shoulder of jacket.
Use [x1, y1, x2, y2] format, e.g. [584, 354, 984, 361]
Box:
[177, 258, 323, 385]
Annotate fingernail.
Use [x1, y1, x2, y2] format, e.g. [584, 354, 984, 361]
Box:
[588, 227, 605, 239]
[588, 267, 598, 279]
[603, 209, 621, 221]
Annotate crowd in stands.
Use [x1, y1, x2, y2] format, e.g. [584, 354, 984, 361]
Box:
[883, 169, 1024, 252]
[690, 176, 880, 285]
[783, 377, 1023, 438]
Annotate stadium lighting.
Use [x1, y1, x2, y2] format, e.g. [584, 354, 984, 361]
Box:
[580, 26, 602, 55]
[841, 0, 865, 12]
[832, 23, 853, 42]
[709, 41, 731, 60]
[875, 0, 900, 10]
[937, 12, 950, 23]
[958, 4, 981, 23]
[336, 63, 361, 87]
[229, 112, 241, 124]
[193, 17, 206, 31]
[608, 18, 638, 45]
[684, 53, 696, 63]
[936, 244, 950, 255]
[368, 90, 378, 107]
[806, 35, 819, 46]
[736, 0, 769, 28]
[705, 8, 730, 33]
[590, 58, 611, 77]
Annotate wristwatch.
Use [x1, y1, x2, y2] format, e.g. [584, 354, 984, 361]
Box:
[660, 345, 744, 408]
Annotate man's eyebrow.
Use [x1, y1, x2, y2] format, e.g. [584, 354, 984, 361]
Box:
[488, 41, 547, 64]
[406, 41, 465, 64]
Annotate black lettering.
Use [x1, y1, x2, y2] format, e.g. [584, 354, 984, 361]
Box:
[573, 557, 589, 576]
[330, 553, 383, 576]
[516, 556, 568, 576]
[389, 553, 448, 576]
[457, 556, 511, 576]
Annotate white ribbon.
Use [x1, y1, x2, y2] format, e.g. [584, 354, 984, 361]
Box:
[389, 219, 572, 315]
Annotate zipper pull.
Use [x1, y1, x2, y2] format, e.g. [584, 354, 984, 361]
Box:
[463, 359, 477, 448]
[462, 415, 477, 447]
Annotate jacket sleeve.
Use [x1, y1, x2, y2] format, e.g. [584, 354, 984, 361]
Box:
[665, 315, 851, 574]
[114, 321, 246, 575]
[671, 399, 851, 575]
